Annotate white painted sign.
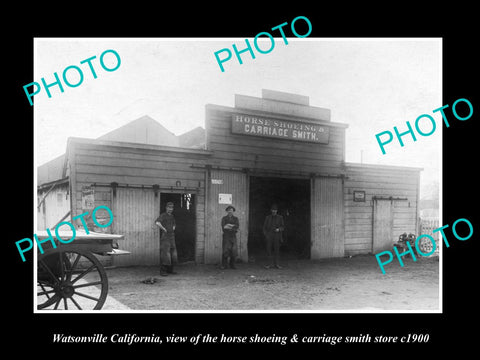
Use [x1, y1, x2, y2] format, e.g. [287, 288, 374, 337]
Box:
[218, 193, 232, 204]
[81, 186, 95, 210]
[211, 179, 223, 185]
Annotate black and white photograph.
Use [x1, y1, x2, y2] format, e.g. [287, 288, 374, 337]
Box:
[7, 6, 478, 355]
[34, 38, 441, 312]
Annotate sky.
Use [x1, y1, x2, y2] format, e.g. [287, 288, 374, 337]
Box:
[34, 38, 441, 197]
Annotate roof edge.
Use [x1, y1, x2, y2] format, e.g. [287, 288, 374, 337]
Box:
[67, 137, 213, 155]
[345, 162, 423, 172]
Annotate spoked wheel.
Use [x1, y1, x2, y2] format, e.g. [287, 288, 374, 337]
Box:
[37, 249, 108, 310]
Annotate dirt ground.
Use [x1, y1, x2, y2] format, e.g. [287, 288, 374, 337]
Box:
[105, 254, 440, 311]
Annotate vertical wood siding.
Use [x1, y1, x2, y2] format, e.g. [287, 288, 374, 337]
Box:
[112, 187, 158, 266]
[69, 141, 207, 265]
[205, 169, 248, 264]
[373, 199, 394, 253]
[311, 177, 345, 258]
[38, 184, 70, 230]
[344, 164, 420, 255]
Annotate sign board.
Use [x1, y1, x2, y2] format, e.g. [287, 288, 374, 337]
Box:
[211, 179, 223, 185]
[232, 114, 330, 144]
[218, 193, 232, 204]
[353, 190, 366, 202]
[81, 186, 95, 210]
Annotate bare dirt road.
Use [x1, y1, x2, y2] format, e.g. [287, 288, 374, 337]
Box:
[105, 254, 439, 311]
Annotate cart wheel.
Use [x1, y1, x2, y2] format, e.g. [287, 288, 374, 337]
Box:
[37, 249, 108, 310]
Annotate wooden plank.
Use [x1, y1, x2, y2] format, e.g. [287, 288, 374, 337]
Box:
[75, 148, 210, 166]
[210, 150, 343, 170]
[345, 174, 419, 184]
[75, 174, 204, 188]
[345, 234, 373, 242]
[207, 131, 345, 154]
[344, 205, 374, 212]
[75, 164, 205, 182]
[111, 187, 158, 266]
[345, 243, 372, 252]
[73, 138, 212, 157]
[205, 106, 346, 168]
[69, 143, 78, 220]
[372, 199, 394, 253]
[345, 212, 373, 220]
[209, 152, 344, 174]
[345, 181, 418, 189]
[207, 145, 342, 165]
[311, 177, 344, 259]
[75, 154, 208, 172]
[204, 169, 248, 264]
[76, 143, 344, 180]
[208, 133, 344, 159]
[344, 159, 419, 256]
[345, 241, 372, 249]
[345, 180, 418, 190]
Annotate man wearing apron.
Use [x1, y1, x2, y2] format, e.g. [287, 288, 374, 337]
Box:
[155, 202, 178, 276]
[220, 205, 239, 269]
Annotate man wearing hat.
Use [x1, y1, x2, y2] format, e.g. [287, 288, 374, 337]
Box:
[155, 202, 178, 276]
[220, 205, 240, 269]
[262, 204, 284, 269]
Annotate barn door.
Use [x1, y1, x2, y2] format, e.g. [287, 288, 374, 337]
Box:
[311, 177, 344, 259]
[373, 198, 394, 253]
[112, 187, 159, 266]
[205, 169, 248, 264]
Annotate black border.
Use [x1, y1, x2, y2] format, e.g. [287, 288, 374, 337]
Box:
[7, 4, 478, 355]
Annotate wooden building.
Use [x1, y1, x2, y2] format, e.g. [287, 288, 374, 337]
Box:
[38, 90, 421, 266]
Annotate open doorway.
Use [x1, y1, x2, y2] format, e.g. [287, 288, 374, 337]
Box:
[160, 193, 196, 263]
[248, 176, 310, 260]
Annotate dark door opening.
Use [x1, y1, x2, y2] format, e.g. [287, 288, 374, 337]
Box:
[248, 176, 310, 260]
[160, 193, 196, 263]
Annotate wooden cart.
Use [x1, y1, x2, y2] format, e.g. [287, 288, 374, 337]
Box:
[36, 230, 127, 310]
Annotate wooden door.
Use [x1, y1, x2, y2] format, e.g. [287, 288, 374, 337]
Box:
[311, 177, 344, 259]
[373, 199, 394, 253]
[112, 187, 159, 266]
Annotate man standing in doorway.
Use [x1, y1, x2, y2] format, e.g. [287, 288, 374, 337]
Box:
[220, 205, 239, 269]
[263, 204, 284, 269]
[155, 202, 178, 276]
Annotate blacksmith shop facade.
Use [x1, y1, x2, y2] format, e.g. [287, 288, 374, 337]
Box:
[37, 90, 421, 266]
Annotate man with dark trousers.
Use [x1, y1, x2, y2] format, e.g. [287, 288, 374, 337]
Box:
[220, 205, 239, 269]
[155, 202, 178, 276]
[263, 204, 284, 269]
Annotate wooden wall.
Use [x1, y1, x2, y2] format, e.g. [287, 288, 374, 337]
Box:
[311, 176, 345, 259]
[343, 163, 421, 255]
[205, 104, 347, 175]
[37, 182, 70, 230]
[63, 106, 421, 264]
[204, 104, 349, 263]
[205, 169, 248, 264]
[68, 138, 210, 265]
